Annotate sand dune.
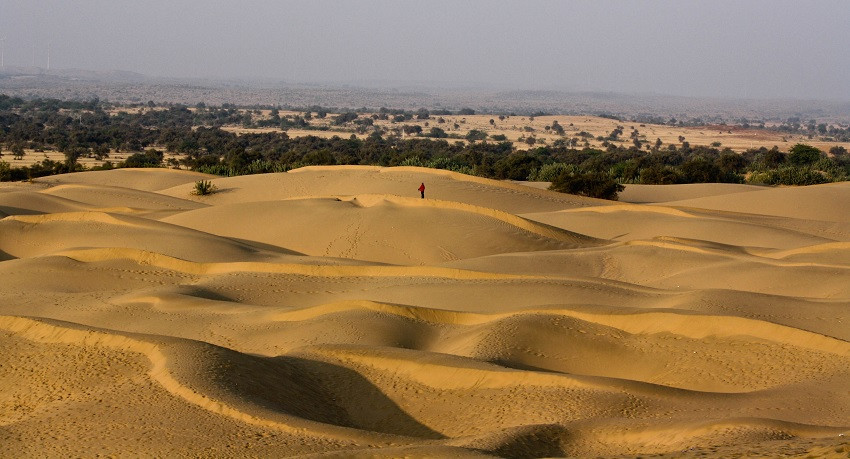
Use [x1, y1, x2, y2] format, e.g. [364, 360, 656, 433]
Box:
[658, 181, 850, 223]
[521, 204, 842, 249]
[163, 195, 599, 264]
[619, 183, 766, 204]
[159, 166, 613, 214]
[1, 167, 848, 457]
[34, 167, 215, 191]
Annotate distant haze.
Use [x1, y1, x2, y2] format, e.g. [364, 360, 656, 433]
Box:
[1, 0, 848, 101]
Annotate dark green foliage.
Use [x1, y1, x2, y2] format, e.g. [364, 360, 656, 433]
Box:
[426, 127, 448, 138]
[788, 144, 823, 166]
[681, 157, 723, 183]
[749, 166, 830, 186]
[465, 130, 487, 142]
[640, 164, 682, 184]
[550, 171, 624, 200]
[550, 121, 565, 136]
[1, 96, 847, 197]
[332, 112, 358, 125]
[122, 149, 164, 168]
[494, 154, 542, 180]
[11, 143, 25, 160]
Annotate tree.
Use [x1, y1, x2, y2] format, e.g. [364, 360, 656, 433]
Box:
[465, 130, 487, 142]
[759, 147, 786, 168]
[333, 112, 359, 125]
[550, 120, 565, 135]
[427, 127, 448, 138]
[640, 164, 681, 184]
[494, 154, 542, 180]
[11, 143, 25, 160]
[458, 108, 475, 115]
[550, 171, 624, 200]
[829, 146, 847, 157]
[681, 157, 722, 182]
[123, 149, 163, 168]
[402, 125, 423, 136]
[788, 144, 822, 166]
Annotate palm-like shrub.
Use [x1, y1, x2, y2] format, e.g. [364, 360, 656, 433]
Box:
[192, 180, 217, 195]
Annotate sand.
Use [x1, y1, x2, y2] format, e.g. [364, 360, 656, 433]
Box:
[0, 166, 848, 457]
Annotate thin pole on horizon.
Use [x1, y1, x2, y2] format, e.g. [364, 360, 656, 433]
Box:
[0, 36, 5, 68]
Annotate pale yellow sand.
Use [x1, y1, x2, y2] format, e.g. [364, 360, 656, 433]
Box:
[0, 166, 848, 457]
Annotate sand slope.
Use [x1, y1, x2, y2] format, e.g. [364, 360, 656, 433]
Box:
[0, 167, 848, 458]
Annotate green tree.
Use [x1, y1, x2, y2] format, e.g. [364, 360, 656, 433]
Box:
[550, 171, 624, 200]
[11, 143, 25, 160]
[465, 130, 487, 142]
[0, 161, 10, 181]
[494, 154, 542, 180]
[788, 144, 823, 166]
[427, 127, 448, 138]
[123, 149, 164, 168]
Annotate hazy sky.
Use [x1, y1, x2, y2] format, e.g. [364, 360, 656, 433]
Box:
[1, 0, 848, 100]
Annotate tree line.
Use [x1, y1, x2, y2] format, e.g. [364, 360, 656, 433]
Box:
[1, 95, 848, 200]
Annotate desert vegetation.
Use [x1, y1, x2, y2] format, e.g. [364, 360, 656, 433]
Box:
[2, 95, 849, 200]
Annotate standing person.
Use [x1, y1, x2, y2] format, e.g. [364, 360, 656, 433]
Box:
[418, 182, 425, 199]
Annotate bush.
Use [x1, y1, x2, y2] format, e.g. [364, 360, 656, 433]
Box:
[0, 161, 10, 181]
[640, 164, 681, 184]
[788, 144, 823, 166]
[494, 154, 542, 180]
[748, 166, 829, 186]
[550, 171, 624, 200]
[122, 149, 163, 168]
[192, 180, 217, 195]
[529, 163, 575, 182]
[465, 130, 488, 142]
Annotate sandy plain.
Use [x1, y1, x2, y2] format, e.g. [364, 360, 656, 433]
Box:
[0, 166, 849, 458]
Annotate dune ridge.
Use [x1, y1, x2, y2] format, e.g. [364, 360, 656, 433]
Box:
[1, 167, 848, 457]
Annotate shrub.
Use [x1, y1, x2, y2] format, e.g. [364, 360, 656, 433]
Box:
[122, 149, 163, 168]
[0, 161, 10, 181]
[747, 166, 829, 186]
[529, 163, 575, 182]
[192, 180, 217, 195]
[550, 171, 624, 200]
[640, 164, 681, 184]
[788, 144, 823, 166]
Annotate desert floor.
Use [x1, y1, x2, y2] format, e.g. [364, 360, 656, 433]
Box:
[1, 166, 849, 458]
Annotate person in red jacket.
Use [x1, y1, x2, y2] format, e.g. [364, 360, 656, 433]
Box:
[418, 182, 425, 199]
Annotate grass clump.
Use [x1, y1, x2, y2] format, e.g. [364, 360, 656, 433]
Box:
[192, 180, 217, 196]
